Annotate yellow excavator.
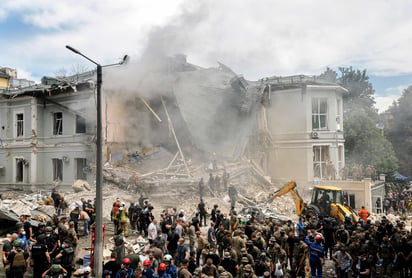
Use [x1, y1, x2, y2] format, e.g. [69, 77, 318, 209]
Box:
[270, 181, 358, 222]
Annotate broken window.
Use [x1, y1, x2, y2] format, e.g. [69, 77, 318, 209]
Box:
[16, 158, 24, 182]
[53, 112, 63, 135]
[16, 113, 24, 137]
[312, 98, 328, 130]
[313, 146, 329, 179]
[52, 158, 63, 181]
[76, 115, 86, 134]
[75, 158, 87, 180]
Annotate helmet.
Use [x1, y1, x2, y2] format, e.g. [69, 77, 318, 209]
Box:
[143, 259, 151, 266]
[45, 226, 53, 232]
[51, 264, 61, 273]
[159, 263, 167, 271]
[244, 264, 252, 272]
[13, 240, 22, 247]
[164, 254, 173, 262]
[315, 235, 322, 242]
[37, 234, 47, 244]
[122, 258, 131, 264]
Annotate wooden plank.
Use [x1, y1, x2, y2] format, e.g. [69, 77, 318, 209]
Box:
[161, 97, 191, 177]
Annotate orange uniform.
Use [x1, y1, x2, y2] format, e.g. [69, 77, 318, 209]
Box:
[358, 208, 370, 221]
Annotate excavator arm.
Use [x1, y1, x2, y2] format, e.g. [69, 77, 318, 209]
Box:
[270, 181, 305, 216]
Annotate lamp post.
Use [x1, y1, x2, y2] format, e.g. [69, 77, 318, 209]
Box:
[66, 45, 127, 278]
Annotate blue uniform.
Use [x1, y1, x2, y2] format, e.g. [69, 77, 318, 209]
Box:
[166, 265, 177, 278]
[305, 238, 324, 278]
[116, 268, 134, 278]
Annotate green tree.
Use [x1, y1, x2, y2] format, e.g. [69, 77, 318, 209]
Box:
[338, 67, 376, 118]
[387, 86, 412, 177]
[344, 109, 398, 175]
[319, 67, 377, 118]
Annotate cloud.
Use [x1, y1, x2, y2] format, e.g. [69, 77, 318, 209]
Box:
[375, 95, 399, 113]
[374, 85, 408, 112]
[2, 0, 412, 84]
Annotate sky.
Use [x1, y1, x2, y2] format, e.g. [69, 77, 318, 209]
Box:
[1, 0, 412, 112]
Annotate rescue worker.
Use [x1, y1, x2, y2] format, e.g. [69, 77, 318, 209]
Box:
[158, 263, 171, 278]
[201, 258, 218, 278]
[220, 251, 238, 278]
[54, 239, 74, 278]
[142, 259, 155, 278]
[197, 199, 207, 227]
[243, 264, 257, 278]
[304, 234, 324, 278]
[358, 206, 371, 222]
[116, 258, 134, 278]
[112, 198, 121, 233]
[5, 240, 29, 278]
[163, 254, 177, 278]
[42, 264, 68, 278]
[270, 244, 287, 277]
[292, 234, 307, 278]
[116, 205, 129, 237]
[30, 234, 50, 278]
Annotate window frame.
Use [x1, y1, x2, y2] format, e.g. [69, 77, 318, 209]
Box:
[75, 158, 87, 180]
[14, 110, 24, 138]
[75, 114, 86, 134]
[52, 158, 63, 181]
[312, 98, 328, 131]
[313, 145, 330, 179]
[53, 112, 63, 135]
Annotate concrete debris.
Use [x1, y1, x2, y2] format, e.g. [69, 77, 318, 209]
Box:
[72, 179, 92, 192]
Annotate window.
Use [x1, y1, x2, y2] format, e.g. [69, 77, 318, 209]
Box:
[16, 158, 24, 182]
[312, 98, 328, 130]
[16, 113, 24, 137]
[76, 115, 86, 134]
[52, 159, 63, 181]
[75, 158, 87, 180]
[313, 146, 330, 179]
[53, 112, 63, 135]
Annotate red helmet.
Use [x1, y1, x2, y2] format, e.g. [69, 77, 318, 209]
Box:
[315, 235, 322, 242]
[143, 259, 151, 266]
[159, 263, 167, 271]
[122, 258, 131, 264]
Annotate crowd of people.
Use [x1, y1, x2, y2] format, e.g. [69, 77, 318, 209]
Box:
[105, 196, 411, 278]
[2, 192, 96, 278]
[2, 187, 412, 278]
[376, 191, 411, 217]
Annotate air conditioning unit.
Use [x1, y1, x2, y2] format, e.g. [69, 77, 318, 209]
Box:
[62, 155, 70, 163]
[311, 131, 319, 139]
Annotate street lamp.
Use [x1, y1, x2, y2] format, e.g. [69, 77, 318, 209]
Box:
[66, 45, 127, 278]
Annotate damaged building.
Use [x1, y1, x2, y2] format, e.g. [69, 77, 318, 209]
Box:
[0, 72, 96, 190]
[0, 55, 349, 200]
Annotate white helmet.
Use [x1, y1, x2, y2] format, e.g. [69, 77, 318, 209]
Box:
[164, 254, 173, 262]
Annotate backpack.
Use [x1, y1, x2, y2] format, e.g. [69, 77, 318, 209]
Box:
[12, 251, 26, 268]
[118, 268, 129, 278]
